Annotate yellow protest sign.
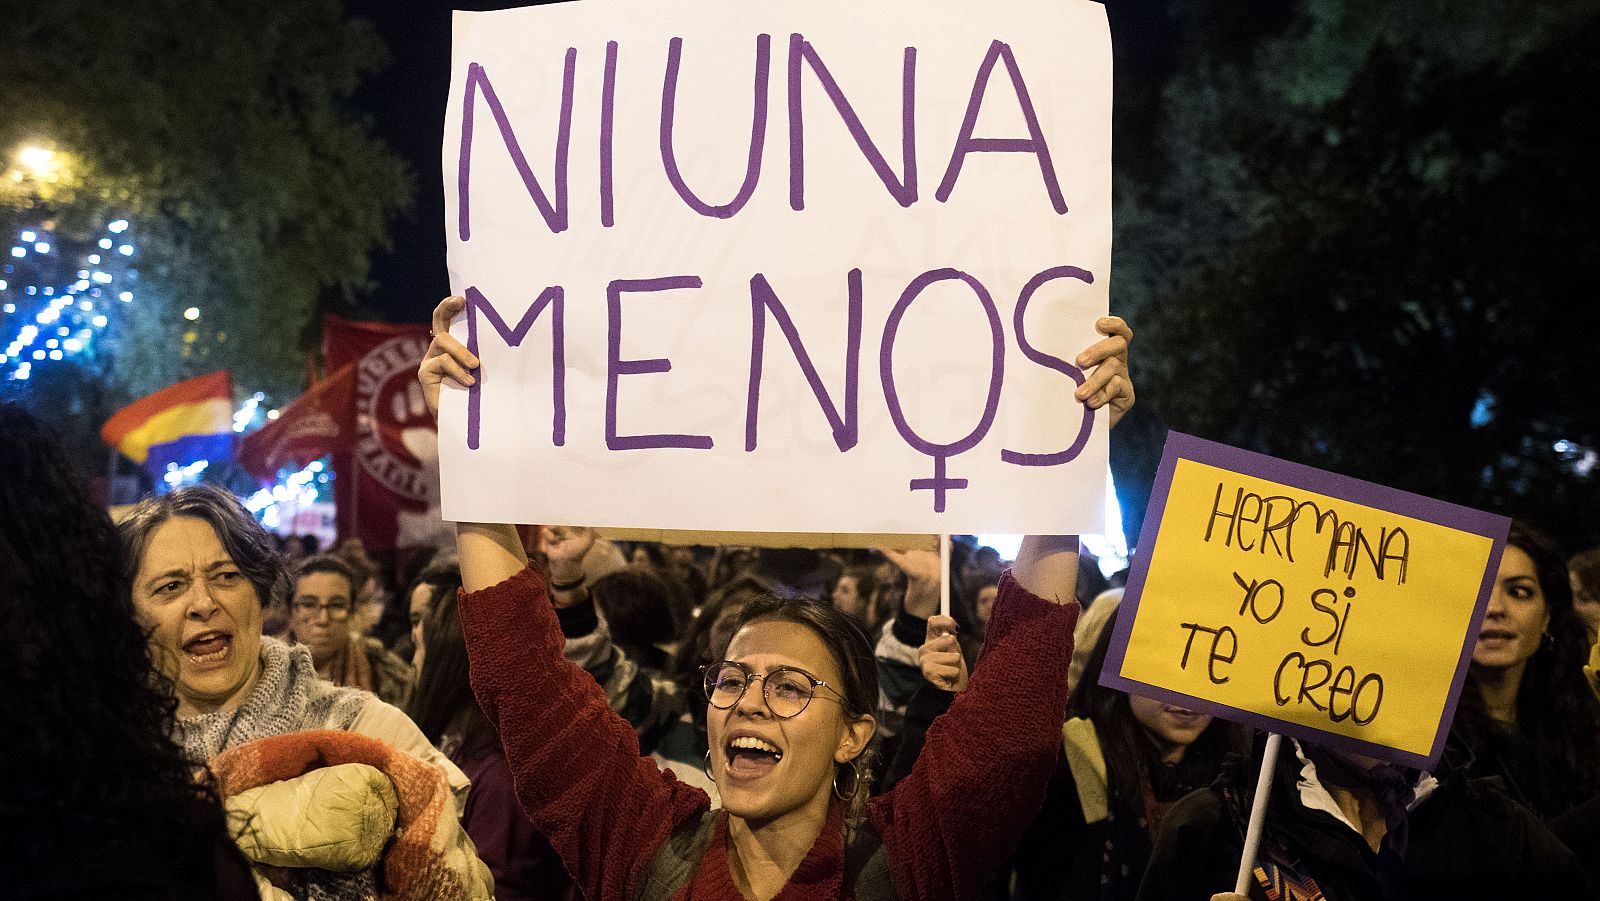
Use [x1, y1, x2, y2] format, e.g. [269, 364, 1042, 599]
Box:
[1101, 432, 1509, 768]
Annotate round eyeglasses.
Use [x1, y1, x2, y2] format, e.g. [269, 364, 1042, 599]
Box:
[702, 661, 846, 719]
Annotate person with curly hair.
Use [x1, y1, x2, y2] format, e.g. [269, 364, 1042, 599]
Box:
[0, 403, 255, 899]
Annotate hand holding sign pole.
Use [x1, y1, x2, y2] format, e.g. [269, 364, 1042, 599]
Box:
[1102, 432, 1509, 893]
[1234, 732, 1283, 895]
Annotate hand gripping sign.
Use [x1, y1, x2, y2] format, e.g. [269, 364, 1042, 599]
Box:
[437, 0, 1112, 536]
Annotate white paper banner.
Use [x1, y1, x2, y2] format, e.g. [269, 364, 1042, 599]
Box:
[440, 0, 1112, 535]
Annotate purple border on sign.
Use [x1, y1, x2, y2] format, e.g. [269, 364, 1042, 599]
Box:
[1098, 431, 1510, 771]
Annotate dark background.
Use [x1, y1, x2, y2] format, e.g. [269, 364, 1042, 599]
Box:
[5, 1, 1591, 551]
[344, 0, 1179, 322]
[339, 0, 1600, 550]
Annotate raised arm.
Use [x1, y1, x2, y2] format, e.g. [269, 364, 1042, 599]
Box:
[418, 295, 525, 595]
[867, 316, 1132, 899]
[871, 548, 944, 743]
[419, 296, 708, 901]
[867, 566, 1080, 898]
[1011, 312, 1132, 602]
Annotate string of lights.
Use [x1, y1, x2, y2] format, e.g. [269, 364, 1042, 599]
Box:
[5, 147, 330, 537]
[243, 459, 334, 532]
[0, 218, 136, 381]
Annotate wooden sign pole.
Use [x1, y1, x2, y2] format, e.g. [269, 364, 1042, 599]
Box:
[939, 533, 952, 618]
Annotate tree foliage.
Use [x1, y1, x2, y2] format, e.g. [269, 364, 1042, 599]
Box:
[0, 0, 411, 409]
[1117, 0, 1600, 547]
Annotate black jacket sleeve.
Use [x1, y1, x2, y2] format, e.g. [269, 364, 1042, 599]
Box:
[1137, 787, 1248, 901]
[881, 680, 956, 793]
[1009, 751, 1090, 901]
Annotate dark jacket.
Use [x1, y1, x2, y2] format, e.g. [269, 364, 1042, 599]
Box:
[1137, 742, 1594, 901]
[453, 734, 577, 901]
[1011, 725, 1223, 901]
[1552, 794, 1600, 893]
[888, 685, 1224, 901]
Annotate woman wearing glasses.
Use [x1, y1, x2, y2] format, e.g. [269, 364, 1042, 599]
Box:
[288, 554, 416, 707]
[418, 294, 1135, 900]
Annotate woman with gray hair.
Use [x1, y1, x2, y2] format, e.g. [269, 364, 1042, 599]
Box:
[120, 484, 492, 900]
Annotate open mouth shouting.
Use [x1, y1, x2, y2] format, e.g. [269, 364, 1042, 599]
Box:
[725, 732, 785, 781]
[182, 630, 234, 669]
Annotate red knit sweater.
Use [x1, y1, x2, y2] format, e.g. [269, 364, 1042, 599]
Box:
[459, 566, 1078, 901]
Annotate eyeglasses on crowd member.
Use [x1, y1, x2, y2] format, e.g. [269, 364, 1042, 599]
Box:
[119, 483, 491, 899]
[288, 552, 416, 707]
[419, 292, 1135, 900]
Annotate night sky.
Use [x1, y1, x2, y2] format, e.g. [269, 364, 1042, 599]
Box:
[345, 0, 1175, 324]
[341, 0, 520, 324]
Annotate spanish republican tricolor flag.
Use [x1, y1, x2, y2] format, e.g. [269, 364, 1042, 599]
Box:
[101, 371, 235, 476]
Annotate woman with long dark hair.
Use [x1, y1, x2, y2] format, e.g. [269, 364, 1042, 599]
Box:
[0, 403, 254, 899]
[1143, 523, 1597, 901]
[1449, 520, 1600, 820]
[1010, 605, 1251, 900]
[419, 293, 1135, 900]
[409, 557, 577, 901]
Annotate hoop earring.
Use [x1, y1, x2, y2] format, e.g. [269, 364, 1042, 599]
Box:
[704, 749, 715, 782]
[832, 763, 860, 802]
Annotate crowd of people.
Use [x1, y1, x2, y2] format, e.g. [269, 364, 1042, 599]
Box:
[4, 298, 1599, 900]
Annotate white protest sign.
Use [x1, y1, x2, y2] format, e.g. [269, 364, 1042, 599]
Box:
[440, 0, 1112, 535]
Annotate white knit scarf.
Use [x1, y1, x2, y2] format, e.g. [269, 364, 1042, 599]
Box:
[175, 636, 367, 760]
[175, 636, 380, 900]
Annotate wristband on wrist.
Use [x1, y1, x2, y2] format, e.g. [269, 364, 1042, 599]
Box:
[549, 572, 585, 592]
[554, 599, 599, 638]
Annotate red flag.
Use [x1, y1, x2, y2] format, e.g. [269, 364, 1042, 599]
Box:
[322, 315, 441, 552]
[237, 363, 356, 482]
[324, 314, 428, 372]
